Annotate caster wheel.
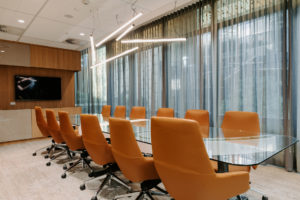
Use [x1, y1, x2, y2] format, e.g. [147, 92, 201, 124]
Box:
[91, 196, 97, 200]
[69, 162, 73, 166]
[80, 184, 86, 190]
[72, 152, 76, 157]
[46, 162, 51, 166]
[88, 173, 94, 177]
[32, 153, 37, 156]
[262, 196, 268, 200]
[46, 147, 50, 151]
[61, 173, 67, 179]
[44, 155, 49, 159]
[63, 165, 67, 170]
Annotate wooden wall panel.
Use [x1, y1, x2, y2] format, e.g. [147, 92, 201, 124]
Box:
[0, 65, 75, 110]
[0, 40, 30, 67]
[0, 40, 81, 71]
[30, 45, 81, 71]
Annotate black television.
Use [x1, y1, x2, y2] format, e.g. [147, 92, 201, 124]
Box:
[15, 75, 61, 100]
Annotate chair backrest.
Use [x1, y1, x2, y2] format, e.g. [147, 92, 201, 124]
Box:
[184, 110, 209, 137]
[109, 118, 154, 182]
[58, 111, 84, 151]
[101, 105, 111, 118]
[34, 106, 50, 137]
[80, 114, 114, 165]
[129, 106, 146, 119]
[114, 105, 126, 118]
[46, 109, 64, 144]
[221, 111, 260, 137]
[156, 108, 174, 117]
[151, 117, 215, 199]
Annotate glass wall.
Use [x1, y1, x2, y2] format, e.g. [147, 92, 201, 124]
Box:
[76, 0, 300, 171]
[106, 23, 163, 118]
[75, 46, 106, 113]
[216, 0, 285, 133]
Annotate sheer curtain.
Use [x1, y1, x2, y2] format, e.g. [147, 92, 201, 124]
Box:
[77, 0, 300, 171]
[107, 23, 163, 117]
[201, 4, 215, 125]
[291, 0, 300, 172]
[139, 46, 163, 117]
[216, 0, 285, 130]
[75, 47, 107, 113]
[165, 7, 201, 117]
[216, 0, 287, 166]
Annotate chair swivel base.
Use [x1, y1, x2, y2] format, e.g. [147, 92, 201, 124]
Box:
[90, 174, 130, 200]
[113, 179, 168, 200]
[61, 152, 92, 179]
[82, 164, 131, 200]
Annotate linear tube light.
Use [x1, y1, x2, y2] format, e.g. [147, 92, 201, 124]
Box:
[90, 35, 96, 65]
[95, 13, 143, 47]
[116, 25, 134, 41]
[90, 47, 139, 69]
[121, 38, 187, 43]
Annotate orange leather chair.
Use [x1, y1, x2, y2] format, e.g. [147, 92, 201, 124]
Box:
[101, 105, 111, 118]
[114, 105, 126, 118]
[151, 117, 250, 200]
[129, 106, 146, 119]
[32, 106, 53, 158]
[109, 118, 167, 199]
[79, 114, 130, 199]
[58, 111, 92, 179]
[221, 111, 260, 137]
[45, 109, 73, 166]
[156, 108, 174, 117]
[221, 111, 260, 172]
[184, 109, 210, 138]
[46, 109, 65, 144]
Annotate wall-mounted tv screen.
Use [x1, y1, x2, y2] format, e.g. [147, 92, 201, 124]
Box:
[15, 75, 61, 100]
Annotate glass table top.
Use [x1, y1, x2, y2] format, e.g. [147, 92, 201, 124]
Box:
[62, 114, 299, 166]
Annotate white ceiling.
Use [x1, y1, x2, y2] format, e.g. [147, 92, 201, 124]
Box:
[0, 0, 195, 50]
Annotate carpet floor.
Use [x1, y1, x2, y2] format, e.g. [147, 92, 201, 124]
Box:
[0, 138, 299, 200]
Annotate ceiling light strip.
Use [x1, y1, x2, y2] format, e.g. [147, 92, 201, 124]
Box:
[121, 38, 187, 43]
[95, 13, 143, 47]
[116, 25, 134, 41]
[90, 47, 139, 69]
[90, 35, 96, 65]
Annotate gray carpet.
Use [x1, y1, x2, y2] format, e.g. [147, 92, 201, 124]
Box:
[1, 138, 299, 200]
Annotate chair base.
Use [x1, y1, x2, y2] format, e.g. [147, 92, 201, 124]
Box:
[113, 179, 168, 200]
[32, 138, 54, 156]
[81, 163, 131, 200]
[45, 144, 73, 166]
[61, 150, 93, 179]
[237, 195, 248, 200]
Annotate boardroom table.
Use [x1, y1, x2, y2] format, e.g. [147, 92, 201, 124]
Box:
[66, 114, 299, 174]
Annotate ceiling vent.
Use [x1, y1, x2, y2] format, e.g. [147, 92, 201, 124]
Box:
[64, 38, 86, 46]
[0, 25, 24, 36]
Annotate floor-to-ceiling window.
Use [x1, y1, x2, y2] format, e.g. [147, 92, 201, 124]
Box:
[165, 7, 201, 117]
[76, 0, 300, 171]
[75, 46, 106, 113]
[106, 23, 163, 118]
[216, 0, 286, 134]
[291, 0, 300, 172]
